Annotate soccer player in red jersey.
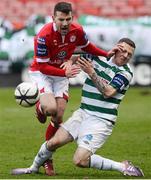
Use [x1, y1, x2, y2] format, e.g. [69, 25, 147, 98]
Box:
[28, 1, 119, 175]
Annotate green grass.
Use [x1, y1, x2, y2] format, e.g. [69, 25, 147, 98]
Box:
[0, 87, 151, 179]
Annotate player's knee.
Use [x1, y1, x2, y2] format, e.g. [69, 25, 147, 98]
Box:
[55, 114, 63, 122]
[56, 108, 65, 118]
[42, 105, 57, 116]
[47, 138, 60, 151]
[73, 155, 87, 168]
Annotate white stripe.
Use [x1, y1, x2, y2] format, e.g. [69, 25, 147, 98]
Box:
[94, 61, 115, 78]
[36, 58, 50, 62]
[28, 70, 41, 74]
[77, 41, 89, 48]
[81, 97, 118, 109]
[113, 93, 125, 100]
[83, 83, 100, 94]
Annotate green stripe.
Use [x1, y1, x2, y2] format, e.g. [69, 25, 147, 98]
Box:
[85, 78, 95, 87]
[94, 56, 133, 77]
[95, 68, 112, 81]
[123, 64, 133, 76]
[94, 57, 120, 73]
[82, 90, 121, 104]
[94, 57, 110, 68]
[80, 103, 118, 115]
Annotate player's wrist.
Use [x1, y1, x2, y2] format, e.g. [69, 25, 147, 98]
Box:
[88, 70, 96, 78]
[107, 51, 112, 59]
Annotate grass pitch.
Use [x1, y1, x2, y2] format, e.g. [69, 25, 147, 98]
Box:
[0, 87, 151, 179]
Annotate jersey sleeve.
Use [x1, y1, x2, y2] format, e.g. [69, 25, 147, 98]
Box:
[110, 71, 133, 92]
[38, 62, 66, 76]
[34, 35, 50, 63]
[76, 27, 89, 48]
[80, 53, 95, 61]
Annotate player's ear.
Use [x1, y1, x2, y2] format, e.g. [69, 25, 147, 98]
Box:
[52, 15, 55, 21]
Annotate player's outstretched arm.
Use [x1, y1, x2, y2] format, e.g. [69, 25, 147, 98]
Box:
[60, 55, 80, 70]
[82, 42, 123, 59]
[82, 42, 108, 57]
[38, 62, 66, 76]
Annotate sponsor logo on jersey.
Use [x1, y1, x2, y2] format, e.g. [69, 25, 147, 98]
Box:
[58, 43, 68, 48]
[57, 51, 67, 59]
[37, 37, 46, 45]
[48, 59, 63, 65]
[36, 44, 48, 57]
[70, 35, 76, 42]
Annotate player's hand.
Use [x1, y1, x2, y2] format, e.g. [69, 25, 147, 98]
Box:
[107, 44, 124, 58]
[65, 64, 81, 78]
[60, 60, 73, 70]
[77, 57, 95, 75]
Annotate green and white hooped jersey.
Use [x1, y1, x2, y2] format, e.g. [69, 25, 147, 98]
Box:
[80, 55, 133, 123]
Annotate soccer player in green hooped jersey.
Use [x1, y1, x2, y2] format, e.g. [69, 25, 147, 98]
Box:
[11, 38, 144, 177]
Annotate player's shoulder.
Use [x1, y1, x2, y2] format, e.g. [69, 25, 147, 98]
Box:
[122, 63, 133, 75]
[94, 56, 108, 64]
[37, 22, 53, 37]
[118, 64, 133, 82]
[70, 22, 84, 32]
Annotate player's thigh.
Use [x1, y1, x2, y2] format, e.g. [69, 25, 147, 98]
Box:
[40, 93, 57, 113]
[47, 126, 73, 150]
[56, 97, 67, 117]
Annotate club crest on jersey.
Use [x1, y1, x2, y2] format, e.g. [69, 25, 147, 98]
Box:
[37, 37, 46, 45]
[53, 39, 57, 46]
[57, 51, 67, 59]
[70, 35, 76, 42]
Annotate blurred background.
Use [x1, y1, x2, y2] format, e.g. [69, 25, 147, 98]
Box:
[0, 0, 151, 87]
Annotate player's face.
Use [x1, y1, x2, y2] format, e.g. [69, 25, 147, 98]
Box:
[113, 42, 135, 66]
[53, 11, 73, 35]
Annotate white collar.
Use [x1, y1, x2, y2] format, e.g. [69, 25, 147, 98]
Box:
[108, 58, 118, 67]
[53, 22, 57, 31]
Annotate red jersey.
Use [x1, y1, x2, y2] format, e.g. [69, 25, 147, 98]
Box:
[30, 22, 89, 72]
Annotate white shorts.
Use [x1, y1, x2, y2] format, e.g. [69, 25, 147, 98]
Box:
[62, 108, 114, 154]
[29, 71, 69, 99]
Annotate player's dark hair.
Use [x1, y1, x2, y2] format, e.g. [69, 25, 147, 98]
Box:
[118, 38, 136, 48]
[54, 2, 72, 15]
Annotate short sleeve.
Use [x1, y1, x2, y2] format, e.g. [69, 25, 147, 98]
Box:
[110, 71, 133, 91]
[76, 27, 89, 47]
[34, 36, 50, 62]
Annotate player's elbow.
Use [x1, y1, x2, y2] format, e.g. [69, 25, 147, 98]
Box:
[103, 88, 116, 98]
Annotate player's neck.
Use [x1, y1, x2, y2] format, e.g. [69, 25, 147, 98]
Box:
[61, 35, 65, 43]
